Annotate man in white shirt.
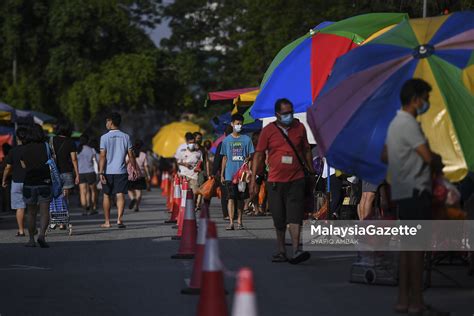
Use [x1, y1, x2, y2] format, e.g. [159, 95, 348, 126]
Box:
[175, 132, 202, 197]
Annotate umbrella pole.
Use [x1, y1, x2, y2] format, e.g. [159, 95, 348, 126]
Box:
[423, 0, 427, 18]
[326, 159, 332, 219]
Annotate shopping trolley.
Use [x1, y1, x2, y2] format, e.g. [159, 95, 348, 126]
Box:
[48, 195, 72, 236]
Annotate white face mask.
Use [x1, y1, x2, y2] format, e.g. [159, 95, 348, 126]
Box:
[187, 143, 195, 151]
[233, 124, 242, 133]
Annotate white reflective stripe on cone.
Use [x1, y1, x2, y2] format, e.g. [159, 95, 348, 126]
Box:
[231, 294, 258, 316]
[181, 190, 187, 207]
[174, 185, 181, 198]
[197, 218, 207, 245]
[202, 239, 221, 272]
[184, 199, 196, 220]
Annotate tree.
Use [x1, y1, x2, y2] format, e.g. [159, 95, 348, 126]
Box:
[0, 0, 163, 125]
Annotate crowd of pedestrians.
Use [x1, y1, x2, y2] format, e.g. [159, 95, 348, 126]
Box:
[0, 111, 157, 246]
[1, 79, 472, 315]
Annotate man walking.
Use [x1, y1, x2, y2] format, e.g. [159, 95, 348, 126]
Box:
[99, 112, 137, 229]
[221, 114, 254, 230]
[250, 98, 313, 264]
[383, 79, 444, 315]
[175, 132, 202, 198]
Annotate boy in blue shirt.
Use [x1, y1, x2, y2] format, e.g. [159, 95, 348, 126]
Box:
[220, 114, 254, 230]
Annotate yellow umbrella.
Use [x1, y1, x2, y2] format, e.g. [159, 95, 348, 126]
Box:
[233, 89, 259, 107]
[152, 121, 200, 158]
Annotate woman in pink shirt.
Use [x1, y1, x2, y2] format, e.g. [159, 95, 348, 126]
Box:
[127, 140, 150, 212]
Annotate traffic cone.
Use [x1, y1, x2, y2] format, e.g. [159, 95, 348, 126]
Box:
[165, 175, 180, 224]
[231, 268, 258, 316]
[161, 171, 169, 196]
[172, 178, 192, 239]
[181, 203, 210, 294]
[197, 221, 228, 316]
[171, 182, 197, 259]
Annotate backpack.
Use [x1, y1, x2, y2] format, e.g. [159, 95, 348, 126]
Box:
[45, 142, 64, 198]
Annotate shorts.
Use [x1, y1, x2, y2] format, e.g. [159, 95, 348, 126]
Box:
[267, 178, 305, 230]
[23, 185, 52, 205]
[61, 172, 75, 189]
[79, 172, 97, 185]
[128, 177, 147, 191]
[362, 181, 379, 193]
[396, 189, 432, 220]
[225, 181, 249, 201]
[11, 181, 26, 209]
[103, 174, 129, 195]
[187, 177, 199, 195]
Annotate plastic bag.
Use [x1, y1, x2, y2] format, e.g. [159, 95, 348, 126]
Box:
[258, 183, 266, 206]
[232, 162, 251, 184]
[198, 178, 216, 200]
[238, 181, 247, 193]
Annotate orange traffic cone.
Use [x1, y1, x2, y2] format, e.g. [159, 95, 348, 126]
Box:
[181, 203, 210, 294]
[197, 221, 228, 316]
[171, 181, 197, 259]
[165, 175, 180, 224]
[161, 172, 169, 196]
[231, 268, 258, 316]
[172, 178, 192, 239]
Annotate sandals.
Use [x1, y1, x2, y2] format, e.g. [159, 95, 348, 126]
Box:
[289, 251, 311, 264]
[117, 223, 127, 229]
[272, 252, 288, 263]
[226, 224, 234, 231]
[236, 223, 245, 230]
[16, 232, 25, 237]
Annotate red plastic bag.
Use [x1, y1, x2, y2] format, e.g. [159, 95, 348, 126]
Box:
[232, 162, 251, 184]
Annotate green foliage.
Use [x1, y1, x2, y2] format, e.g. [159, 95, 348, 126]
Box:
[0, 0, 163, 125]
[64, 52, 157, 127]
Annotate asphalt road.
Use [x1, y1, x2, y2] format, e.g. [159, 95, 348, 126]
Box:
[0, 190, 473, 316]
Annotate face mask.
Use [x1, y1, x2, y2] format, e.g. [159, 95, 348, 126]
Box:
[416, 100, 430, 115]
[187, 144, 195, 151]
[233, 124, 242, 133]
[280, 113, 293, 125]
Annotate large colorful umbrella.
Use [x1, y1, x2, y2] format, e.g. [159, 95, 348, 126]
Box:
[250, 13, 408, 119]
[152, 121, 200, 158]
[308, 12, 474, 184]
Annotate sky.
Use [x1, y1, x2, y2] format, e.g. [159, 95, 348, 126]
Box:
[148, 18, 172, 47]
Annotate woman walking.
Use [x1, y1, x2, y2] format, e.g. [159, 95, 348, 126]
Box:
[20, 124, 52, 248]
[77, 134, 98, 215]
[128, 140, 149, 212]
[2, 127, 28, 236]
[51, 119, 80, 197]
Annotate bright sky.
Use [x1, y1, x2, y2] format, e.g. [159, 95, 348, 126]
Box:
[148, 18, 171, 47]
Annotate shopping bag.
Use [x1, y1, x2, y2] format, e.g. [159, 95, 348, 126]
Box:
[198, 178, 216, 200]
[49, 195, 68, 213]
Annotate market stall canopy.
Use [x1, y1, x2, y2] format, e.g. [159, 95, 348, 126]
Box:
[251, 13, 408, 119]
[152, 121, 200, 158]
[233, 89, 259, 107]
[308, 12, 474, 184]
[207, 87, 259, 102]
[0, 102, 16, 121]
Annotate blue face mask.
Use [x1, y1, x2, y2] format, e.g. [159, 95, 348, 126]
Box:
[280, 113, 293, 125]
[417, 100, 430, 115]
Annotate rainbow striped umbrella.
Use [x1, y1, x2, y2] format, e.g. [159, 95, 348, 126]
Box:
[250, 13, 408, 119]
[308, 12, 474, 184]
